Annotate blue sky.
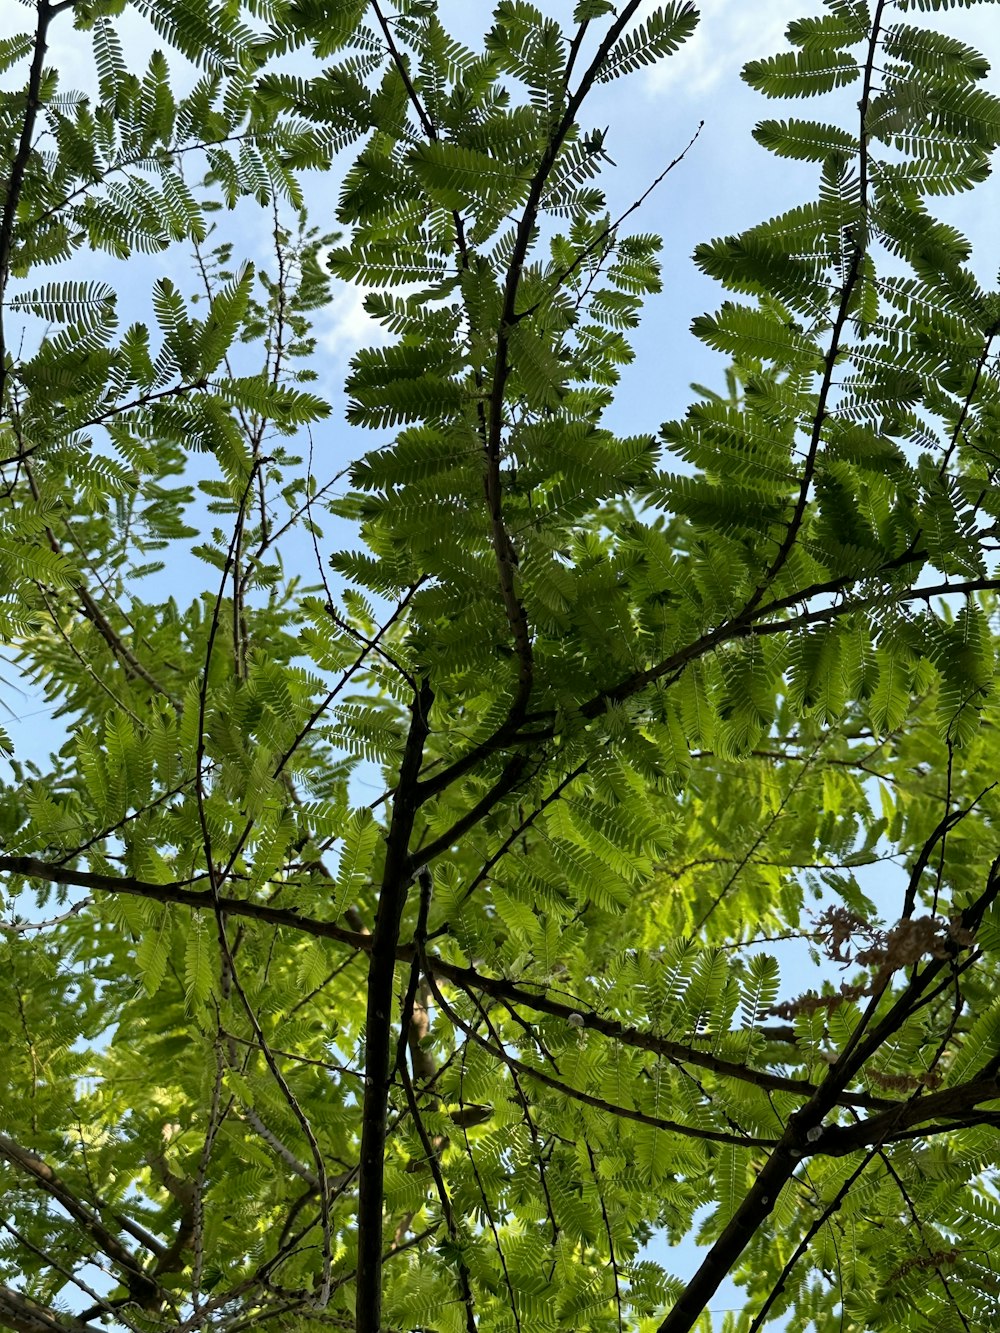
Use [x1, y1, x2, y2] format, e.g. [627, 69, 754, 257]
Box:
[2, 1, 1000, 1324]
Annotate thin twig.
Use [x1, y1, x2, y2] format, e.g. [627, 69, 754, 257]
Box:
[424, 971, 778, 1150]
[746, 1149, 878, 1333]
[0, 851, 899, 1114]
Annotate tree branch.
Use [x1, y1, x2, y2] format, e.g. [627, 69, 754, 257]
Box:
[654, 843, 1000, 1333]
[0, 1285, 104, 1333]
[814, 1077, 1000, 1157]
[391, 875, 482, 1330]
[0, 0, 55, 405]
[738, 0, 884, 619]
[355, 678, 433, 1333]
[0, 1132, 161, 1308]
[0, 853, 896, 1115]
[424, 970, 779, 1151]
[481, 1, 646, 729]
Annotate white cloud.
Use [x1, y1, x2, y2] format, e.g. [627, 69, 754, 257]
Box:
[0, 3, 201, 100]
[645, 0, 808, 99]
[317, 280, 386, 363]
[0, 0, 32, 40]
[644, 0, 1000, 101]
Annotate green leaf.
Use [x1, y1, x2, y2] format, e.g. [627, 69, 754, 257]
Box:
[408, 140, 529, 213]
[331, 808, 380, 919]
[743, 47, 860, 98]
[596, 3, 699, 82]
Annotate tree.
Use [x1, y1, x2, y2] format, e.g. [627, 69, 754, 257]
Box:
[3, 0, 1000, 1328]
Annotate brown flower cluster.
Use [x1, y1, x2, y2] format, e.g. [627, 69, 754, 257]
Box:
[769, 909, 976, 1021]
[768, 979, 872, 1021]
[856, 915, 951, 973]
[887, 1248, 960, 1283]
[866, 1067, 943, 1093]
[814, 905, 871, 963]
[816, 906, 974, 976]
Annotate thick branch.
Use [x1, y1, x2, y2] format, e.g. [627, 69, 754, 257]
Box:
[655, 846, 1000, 1333]
[814, 1077, 1000, 1157]
[0, 854, 894, 1114]
[355, 679, 433, 1333]
[0, 1285, 103, 1333]
[0, 1133, 160, 1307]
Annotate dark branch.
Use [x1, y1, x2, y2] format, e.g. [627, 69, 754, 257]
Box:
[0, 853, 895, 1115]
[0, 1132, 161, 1308]
[0, 1285, 104, 1333]
[425, 970, 779, 1151]
[0, 0, 55, 404]
[355, 679, 433, 1333]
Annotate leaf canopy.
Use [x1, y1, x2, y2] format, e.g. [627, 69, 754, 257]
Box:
[3, 1, 1000, 1332]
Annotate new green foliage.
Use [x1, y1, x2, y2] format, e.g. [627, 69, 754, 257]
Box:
[3, 1, 1000, 1332]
